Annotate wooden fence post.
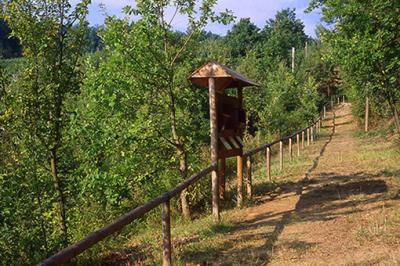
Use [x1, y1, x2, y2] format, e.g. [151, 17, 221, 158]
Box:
[311, 126, 314, 144]
[289, 137, 292, 161]
[237, 156, 243, 208]
[301, 131, 305, 148]
[307, 128, 310, 146]
[219, 158, 226, 200]
[323, 106, 326, 118]
[208, 77, 219, 221]
[296, 133, 300, 156]
[162, 200, 172, 266]
[246, 156, 252, 200]
[365, 96, 369, 133]
[279, 140, 283, 171]
[266, 147, 271, 181]
[315, 122, 318, 138]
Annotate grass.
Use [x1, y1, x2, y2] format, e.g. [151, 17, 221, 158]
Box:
[354, 208, 400, 245]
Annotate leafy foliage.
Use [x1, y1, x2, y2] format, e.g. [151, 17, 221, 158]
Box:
[309, 0, 400, 132]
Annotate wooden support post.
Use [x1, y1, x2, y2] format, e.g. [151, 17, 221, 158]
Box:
[337, 97, 340, 104]
[315, 124, 317, 139]
[305, 41, 308, 58]
[323, 106, 326, 118]
[208, 77, 219, 221]
[162, 200, 172, 266]
[296, 134, 300, 156]
[246, 156, 252, 200]
[279, 140, 283, 171]
[266, 147, 271, 181]
[289, 137, 292, 161]
[219, 158, 226, 200]
[301, 131, 305, 148]
[237, 155, 243, 208]
[311, 126, 314, 144]
[291, 47, 295, 73]
[307, 128, 310, 146]
[365, 96, 369, 133]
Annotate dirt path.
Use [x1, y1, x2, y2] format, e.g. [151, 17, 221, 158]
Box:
[188, 104, 400, 265]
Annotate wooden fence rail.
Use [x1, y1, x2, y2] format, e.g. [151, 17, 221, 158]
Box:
[39, 104, 334, 266]
[39, 165, 215, 266]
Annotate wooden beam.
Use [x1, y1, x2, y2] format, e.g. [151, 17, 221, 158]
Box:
[246, 156, 252, 200]
[209, 77, 219, 221]
[219, 158, 226, 200]
[291, 47, 295, 73]
[237, 155, 243, 208]
[220, 137, 232, 150]
[279, 140, 283, 171]
[365, 96, 369, 133]
[266, 147, 271, 181]
[162, 200, 172, 266]
[297, 133, 300, 156]
[311, 126, 314, 144]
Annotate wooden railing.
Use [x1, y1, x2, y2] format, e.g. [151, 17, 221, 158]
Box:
[39, 104, 335, 266]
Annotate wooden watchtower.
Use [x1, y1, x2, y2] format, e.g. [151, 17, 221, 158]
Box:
[189, 61, 259, 220]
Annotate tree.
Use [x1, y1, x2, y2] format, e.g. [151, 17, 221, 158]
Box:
[85, 25, 103, 52]
[225, 18, 260, 60]
[77, 0, 233, 220]
[261, 8, 309, 69]
[2, 0, 90, 249]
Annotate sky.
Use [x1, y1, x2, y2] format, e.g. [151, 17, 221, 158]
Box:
[83, 0, 322, 37]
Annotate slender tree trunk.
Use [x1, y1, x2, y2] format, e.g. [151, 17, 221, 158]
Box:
[178, 149, 190, 219]
[50, 149, 68, 247]
[168, 85, 191, 219]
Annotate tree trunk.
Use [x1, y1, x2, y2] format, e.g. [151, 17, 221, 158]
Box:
[179, 150, 190, 219]
[166, 79, 191, 219]
[50, 149, 68, 247]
